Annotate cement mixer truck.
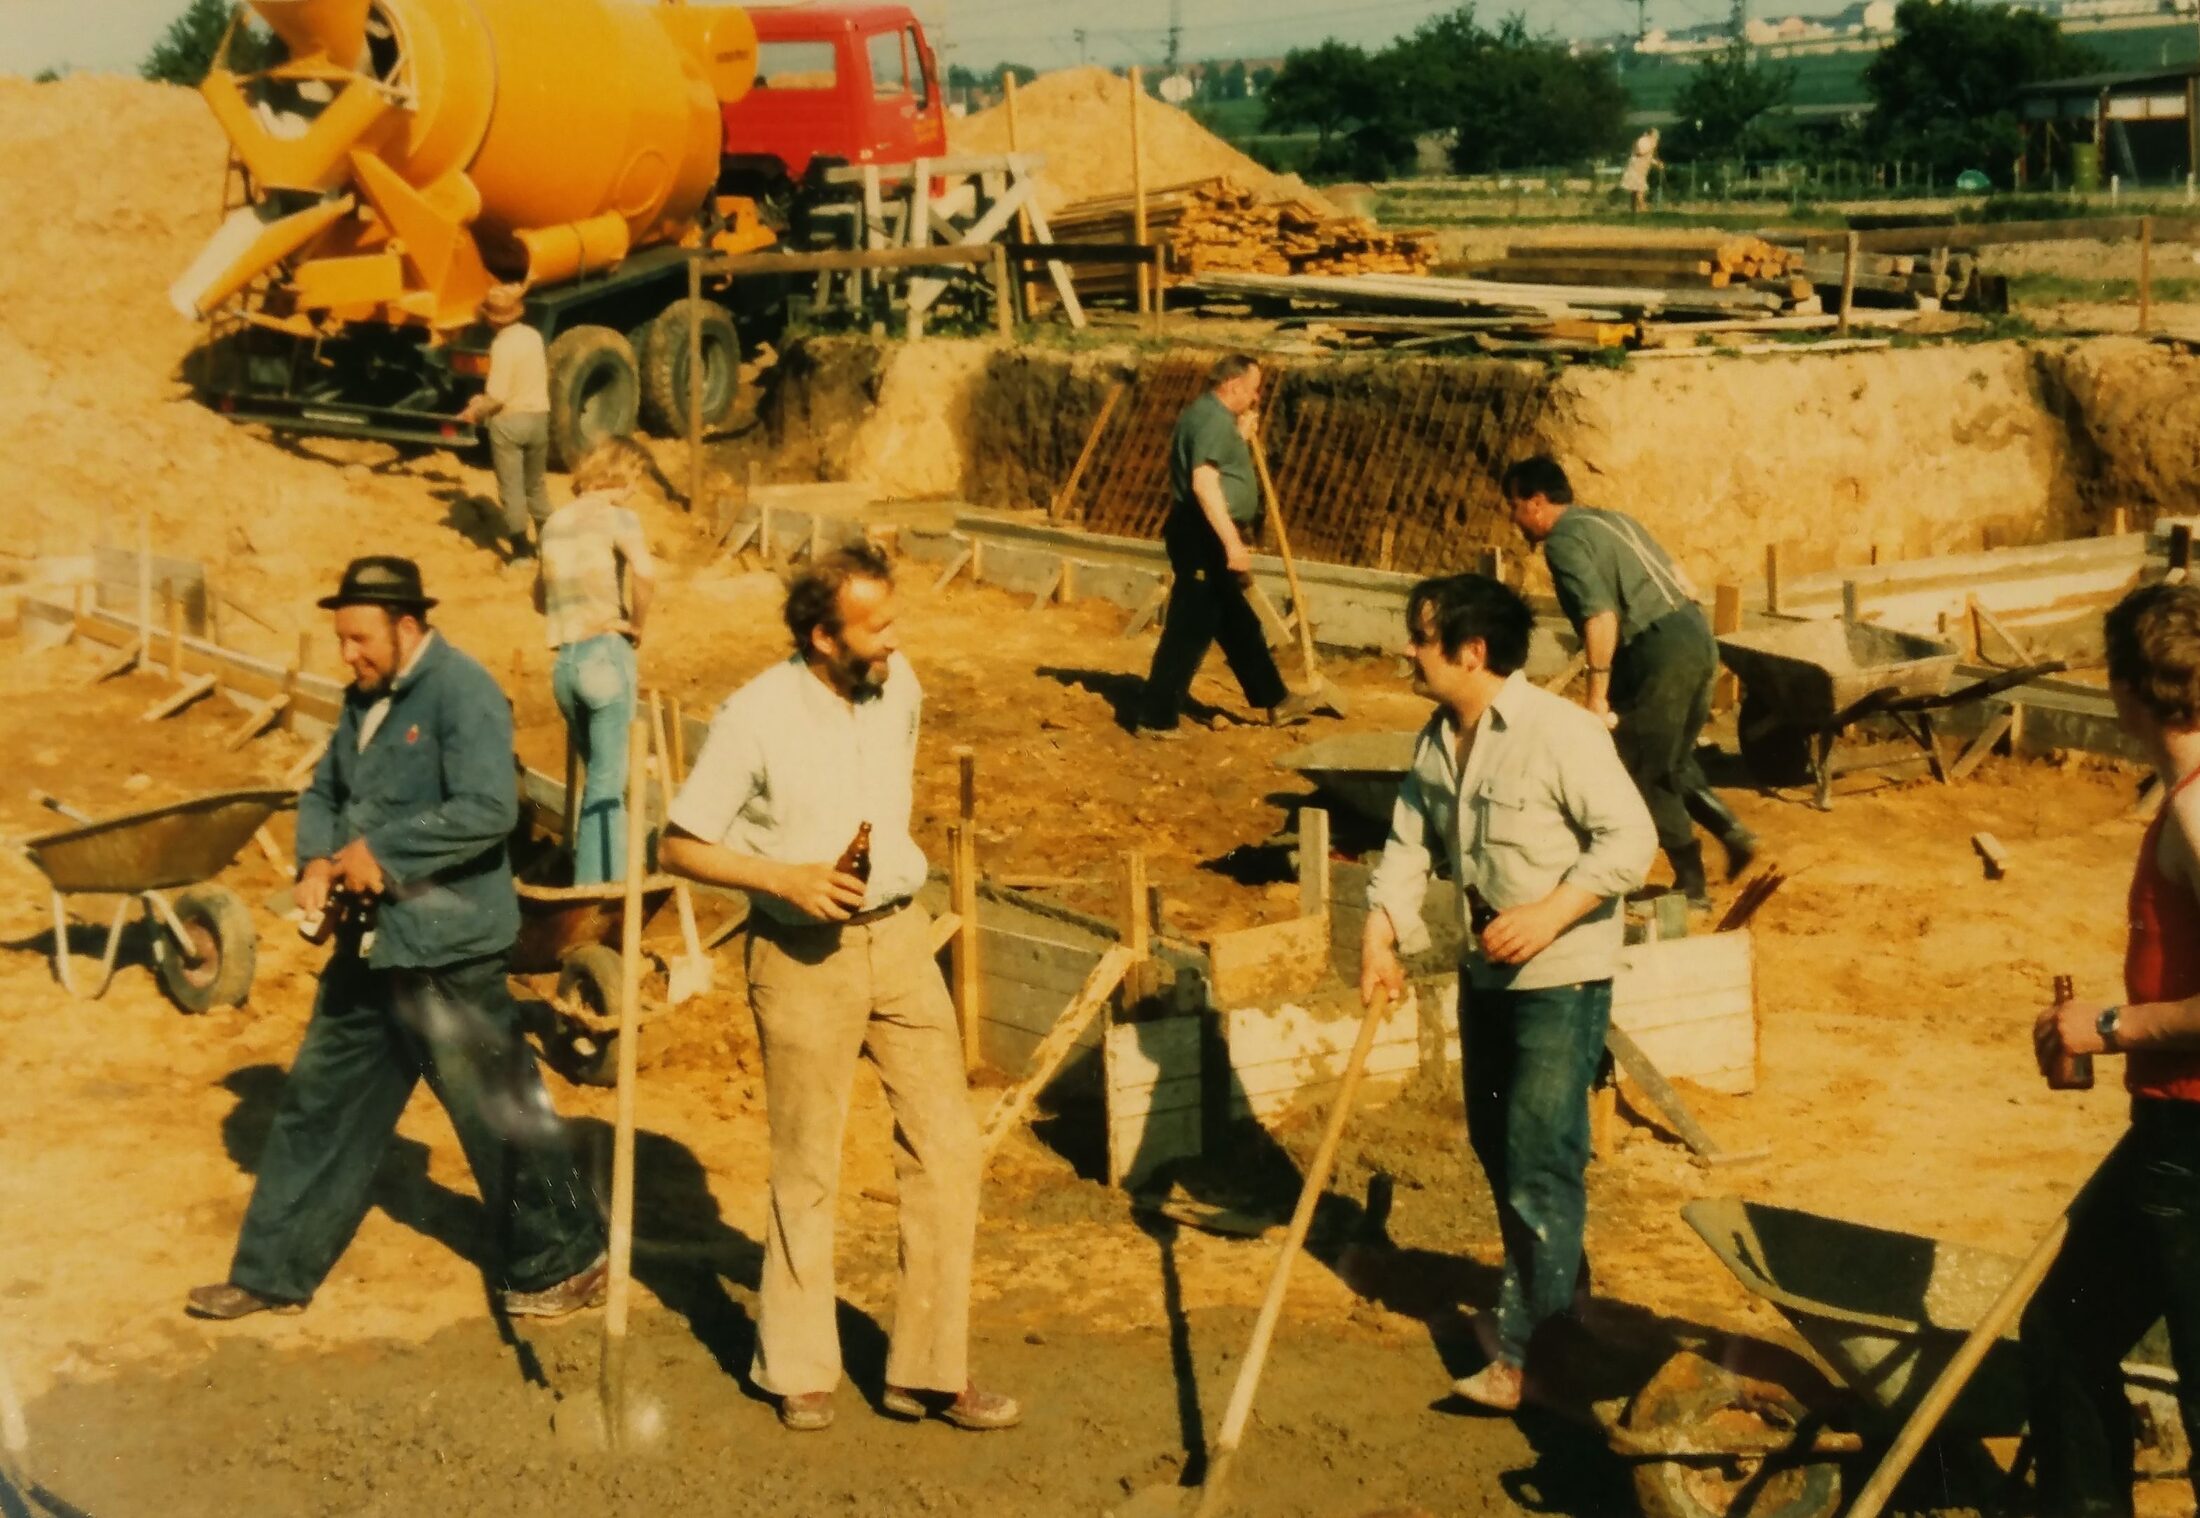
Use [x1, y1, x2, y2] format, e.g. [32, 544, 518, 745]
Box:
[173, 0, 947, 464]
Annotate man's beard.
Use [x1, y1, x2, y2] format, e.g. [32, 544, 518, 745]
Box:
[827, 648, 888, 699]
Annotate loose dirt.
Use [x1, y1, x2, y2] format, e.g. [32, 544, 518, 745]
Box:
[950, 66, 1337, 216]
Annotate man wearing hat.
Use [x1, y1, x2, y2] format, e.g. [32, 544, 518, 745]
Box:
[186, 557, 606, 1321]
[460, 283, 553, 562]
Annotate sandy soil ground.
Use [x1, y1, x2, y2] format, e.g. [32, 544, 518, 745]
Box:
[0, 531, 2169, 1515]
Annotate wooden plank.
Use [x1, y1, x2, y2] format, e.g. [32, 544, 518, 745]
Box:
[1208, 912, 1331, 1007]
[225, 691, 290, 749]
[1019, 193, 1087, 329]
[932, 542, 974, 591]
[907, 177, 1034, 312]
[1607, 1026, 1766, 1166]
[1105, 1014, 1201, 1186]
[1121, 579, 1169, 638]
[88, 637, 143, 683]
[1050, 382, 1124, 519]
[141, 671, 217, 722]
[978, 945, 1136, 1159]
[1223, 994, 1417, 1072]
[1949, 710, 2015, 782]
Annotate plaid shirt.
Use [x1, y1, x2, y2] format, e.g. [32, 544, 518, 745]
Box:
[539, 494, 652, 648]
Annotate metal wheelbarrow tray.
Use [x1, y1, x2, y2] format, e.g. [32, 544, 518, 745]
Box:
[1606, 1197, 2184, 1518]
[511, 874, 676, 1086]
[21, 787, 294, 1010]
[1719, 620, 2062, 809]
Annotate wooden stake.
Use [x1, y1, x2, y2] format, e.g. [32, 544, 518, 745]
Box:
[955, 744, 976, 824]
[166, 583, 184, 679]
[136, 508, 152, 674]
[1837, 231, 1859, 338]
[1297, 808, 1330, 919]
[949, 821, 982, 1071]
[1121, 848, 1151, 1001]
[1712, 583, 1742, 711]
[669, 696, 687, 784]
[142, 672, 216, 722]
[2140, 214, 2154, 334]
[1765, 543, 1786, 615]
[1129, 67, 1149, 315]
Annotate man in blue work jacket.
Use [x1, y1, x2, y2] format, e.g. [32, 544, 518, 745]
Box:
[186, 557, 605, 1321]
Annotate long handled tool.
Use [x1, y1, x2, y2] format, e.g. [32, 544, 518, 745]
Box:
[1844, 1145, 2112, 1518]
[1119, 991, 1394, 1518]
[600, 717, 650, 1448]
[646, 692, 714, 1005]
[1248, 438, 1347, 720]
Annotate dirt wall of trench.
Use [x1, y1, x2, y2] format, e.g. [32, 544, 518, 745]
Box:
[755, 334, 2200, 586]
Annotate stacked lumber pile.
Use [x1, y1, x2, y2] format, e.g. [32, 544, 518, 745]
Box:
[1049, 176, 1435, 297]
[1476, 236, 1808, 291]
[1796, 249, 1980, 308]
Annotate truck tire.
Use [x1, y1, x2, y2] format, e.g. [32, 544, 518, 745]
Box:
[155, 886, 257, 1013]
[547, 325, 640, 469]
[640, 298, 740, 438]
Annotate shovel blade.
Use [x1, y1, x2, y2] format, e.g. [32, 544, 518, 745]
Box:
[666, 955, 715, 1007]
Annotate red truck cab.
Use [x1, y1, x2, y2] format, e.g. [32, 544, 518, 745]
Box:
[720, 5, 949, 205]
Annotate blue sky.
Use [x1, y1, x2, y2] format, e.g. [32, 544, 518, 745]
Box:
[2, 0, 1773, 81]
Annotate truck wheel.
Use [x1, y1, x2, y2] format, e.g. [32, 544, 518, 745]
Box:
[547, 325, 640, 469]
[155, 886, 257, 1013]
[640, 298, 740, 438]
[1626, 1352, 1841, 1518]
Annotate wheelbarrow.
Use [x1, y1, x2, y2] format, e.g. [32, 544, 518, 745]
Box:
[512, 874, 676, 1087]
[18, 787, 293, 1012]
[1603, 1197, 2185, 1518]
[1275, 731, 1417, 830]
[1719, 621, 2063, 809]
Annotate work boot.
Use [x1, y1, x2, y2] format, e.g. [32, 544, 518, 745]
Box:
[184, 1282, 305, 1320]
[882, 1384, 1023, 1431]
[1668, 843, 1712, 911]
[1683, 787, 1759, 880]
[502, 1253, 608, 1319]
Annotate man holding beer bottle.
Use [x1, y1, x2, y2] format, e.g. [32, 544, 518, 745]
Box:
[660, 542, 1019, 1435]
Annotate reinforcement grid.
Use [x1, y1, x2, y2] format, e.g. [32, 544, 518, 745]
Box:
[1061, 351, 1554, 576]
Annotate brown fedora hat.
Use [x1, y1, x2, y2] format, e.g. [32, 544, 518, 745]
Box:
[480, 283, 527, 326]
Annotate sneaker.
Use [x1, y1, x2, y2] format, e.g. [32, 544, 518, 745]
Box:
[184, 1282, 305, 1320]
[1453, 1360, 1524, 1412]
[1267, 691, 1321, 727]
[1132, 724, 1186, 742]
[882, 1384, 1023, 1431]
[502, 1254, 608, 1319]
[779, 1391, 836, 1432]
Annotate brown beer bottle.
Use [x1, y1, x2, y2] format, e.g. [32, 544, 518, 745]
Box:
[2046, 973, 2095, 1091]
[835, 822, 873, 884]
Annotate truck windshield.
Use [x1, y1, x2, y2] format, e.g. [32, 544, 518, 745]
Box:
[756, 40, 837, 89]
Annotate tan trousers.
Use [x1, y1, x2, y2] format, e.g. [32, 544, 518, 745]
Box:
[743, 904, 980, 1397]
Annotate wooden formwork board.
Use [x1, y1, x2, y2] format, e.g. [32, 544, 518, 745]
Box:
[1222, 989, 1426, 1121]
[92, 547, 207, 629]
[1610, 931, 1757, 1096]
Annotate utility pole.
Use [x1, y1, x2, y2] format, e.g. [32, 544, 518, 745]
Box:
[1074, 26, 1088, 62]
[1637, 0, 1648, 43]
[1167, 0, 1182, 73]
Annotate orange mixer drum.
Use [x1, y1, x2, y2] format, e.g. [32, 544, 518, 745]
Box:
[183, 0, 755, 321]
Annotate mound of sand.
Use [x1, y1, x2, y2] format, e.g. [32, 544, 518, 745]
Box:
[949, 66, 1336, 216]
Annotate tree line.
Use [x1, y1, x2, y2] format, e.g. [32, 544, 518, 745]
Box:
[1258, 0, 2104, 186]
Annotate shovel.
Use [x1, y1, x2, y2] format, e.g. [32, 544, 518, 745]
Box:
[646, 692, 713, 1006]
[1117, 990, 1394, 1518]
[1248, 437, 1348, 721]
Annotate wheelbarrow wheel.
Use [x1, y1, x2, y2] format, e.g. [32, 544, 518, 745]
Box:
[1626, 1351, 1841, 1518]
[1737, 694, 1815, 790]
[553, 944, 624, 1088]
[155, 886, 257, 1013]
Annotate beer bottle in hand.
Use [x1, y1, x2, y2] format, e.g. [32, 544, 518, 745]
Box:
[835, 822, 873, 885]
[2046, 973, 2094, 1091]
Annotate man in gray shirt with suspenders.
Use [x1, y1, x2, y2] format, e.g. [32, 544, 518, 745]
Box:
[1500, 456, 1757, 908]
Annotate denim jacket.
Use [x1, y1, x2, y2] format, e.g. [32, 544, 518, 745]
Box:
[296, 635, 521, 970]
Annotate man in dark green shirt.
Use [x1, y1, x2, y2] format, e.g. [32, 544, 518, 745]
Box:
[1135, 353, 1317, 736]
[1501, 457, 1758, 907]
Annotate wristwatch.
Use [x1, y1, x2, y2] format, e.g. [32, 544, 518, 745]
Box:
[2097, 1005, 2123, 1052]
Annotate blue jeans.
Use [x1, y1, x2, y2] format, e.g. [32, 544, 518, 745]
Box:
[1460, 977, 1612, 1365]
[552, 634, 637, 884]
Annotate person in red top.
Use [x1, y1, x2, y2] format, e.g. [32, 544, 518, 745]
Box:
[2024, 579, 2200, 1518]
